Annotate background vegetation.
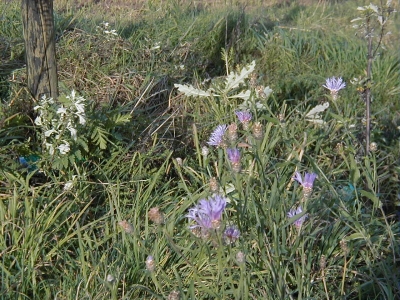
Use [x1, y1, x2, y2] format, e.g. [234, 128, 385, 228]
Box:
[0, 0, 399, 299]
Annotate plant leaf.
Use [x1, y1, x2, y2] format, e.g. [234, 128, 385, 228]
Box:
[228, 90, 251, 100]
[305, 102, 329, 118]
[360, 190, 381, 208]
[91, 126, 109, 150]
[174, 84, 212, 97]
[224, 60, 255, 92]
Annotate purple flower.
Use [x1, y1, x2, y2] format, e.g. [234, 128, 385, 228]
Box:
[293, 172, 317, 189]
[207, 125, 227, 147]
[227, 148, 241, 173]
[323, 77, 346, 100]
[224, 225, 240, 244]
[287, 206, 308, 228]
[186, 195, 227, 231]
[235, 110, 252, 124]
[226, 148, 240, 164]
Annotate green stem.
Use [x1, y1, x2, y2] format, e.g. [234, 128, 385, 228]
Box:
[340, 256, 348, 296]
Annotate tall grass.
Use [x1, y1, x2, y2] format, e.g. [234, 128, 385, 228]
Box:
[1, 0, 399, 299]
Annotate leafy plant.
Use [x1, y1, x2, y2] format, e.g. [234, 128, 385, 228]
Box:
[32, 90, 132, 173]
[351, 1, 397, 153]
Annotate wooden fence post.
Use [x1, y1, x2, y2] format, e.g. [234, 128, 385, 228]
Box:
[21, 0, 58, 100]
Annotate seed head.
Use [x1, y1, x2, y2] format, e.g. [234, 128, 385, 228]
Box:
[148, 207, 165, 225]
[167, 290, 180, 300]
[118, 220, 134, 234]
[340, 240, 349, 256]
[209, 177, 219, 193]
[201, 146, 209, 157]
[236, 251, 246, 264]
[319, 255, 327, 270]
[107, 274, 115, 283]
[252, 122, 263, 140]
[227, 123, 238, 143]
[145, 255, 155, 272]
[370, 142, 378, 152]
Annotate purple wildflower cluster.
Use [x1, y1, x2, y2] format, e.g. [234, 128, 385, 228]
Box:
[186, 195, 227, 231]
[207, 110, 253, 148]
[206, 110, 255, 174]
[286, 171, 318, 228]
[186, 195, 240, 243]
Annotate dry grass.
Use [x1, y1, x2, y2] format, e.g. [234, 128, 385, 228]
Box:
[51, 0, 332, 21]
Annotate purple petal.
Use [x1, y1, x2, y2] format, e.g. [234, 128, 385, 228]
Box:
[293, 172, 303, 185]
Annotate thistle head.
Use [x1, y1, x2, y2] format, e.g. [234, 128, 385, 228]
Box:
[287, 206, 308, 229]
[227, 123, 238, 143]
[235, 110, 252, 123]
[148, 207, 165, 225]
[294, 171, 317, 200]
[186, 195, 227, 234]
[226, 148, 241, 173]
[252, 121, 263, 140]
[207, 125, 227, 147]
[323, 77, 346, 100]
[145, 255, 155, 272]
[294, 172, 317, 189]
[223, 225, 240, 244]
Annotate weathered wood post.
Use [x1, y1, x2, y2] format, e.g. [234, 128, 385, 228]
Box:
[21, 0, 58, 100]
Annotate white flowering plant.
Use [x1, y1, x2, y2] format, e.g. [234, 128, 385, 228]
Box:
[175, 59, 273, 119]
[33, 90, 133, 172]
[96, 21, 119, 40]
[34, 90, 89, 170]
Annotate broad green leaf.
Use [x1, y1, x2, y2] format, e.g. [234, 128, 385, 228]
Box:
[360, 190, 381, 208]
[349, 155, 360, 184]
[345, 233, 365, 240]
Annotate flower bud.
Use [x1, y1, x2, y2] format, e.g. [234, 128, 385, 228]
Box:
[148, 207, 164, 225]
[209, 177, 219, 193]
[236, 251, 246, 264]
[252, 122, 263, 140]
[118, 220, 134, 234]
[145, 255, 155, 272]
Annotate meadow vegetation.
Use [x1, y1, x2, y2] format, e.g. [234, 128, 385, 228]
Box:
[0, 0, 399, 299]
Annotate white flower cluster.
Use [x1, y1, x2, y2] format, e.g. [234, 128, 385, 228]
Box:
[34, 90, 86, 155]
[64, 175, 77, 191]
[96, 21, 118, 39]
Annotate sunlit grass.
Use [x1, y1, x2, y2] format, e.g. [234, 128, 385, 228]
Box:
[1, 0, 399, 299]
